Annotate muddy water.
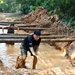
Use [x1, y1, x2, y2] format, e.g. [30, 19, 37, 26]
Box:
[0, 42, 73, 70]
[0, 28, 73, 70]
[0, 43, 21, 67]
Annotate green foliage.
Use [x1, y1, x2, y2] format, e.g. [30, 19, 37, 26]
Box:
[0, 0, 18, 12]
[21, 4, 30, 14]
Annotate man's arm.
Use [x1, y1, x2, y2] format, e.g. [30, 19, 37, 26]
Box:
[2, 26, 9, 33]
[14, 26, 19, 34]
[35, 46, 39, 55]
[29, 47, 37, 56]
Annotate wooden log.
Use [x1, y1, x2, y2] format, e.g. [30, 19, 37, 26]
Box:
[0, 21, 23, 24]
[0, 24, 37, 27]
[49, 38, 75, 42]
[15, 24, 36, 27]
[0, 27, 49, 30]
[0, 34, 29, 35]
[0, 33, 51, 36]
[0, 39, 49, 43]
[0, 38, 75, 43]
[0, 35, 66, 39]
[0, 36, 25, 39]
[18, 25, 36, 27]
[19, 27, 49, 30]
[0, 34, 67, 39]
[0, 23, 9, 25]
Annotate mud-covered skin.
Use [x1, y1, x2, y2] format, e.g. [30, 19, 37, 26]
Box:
[15, 56, 27, 69]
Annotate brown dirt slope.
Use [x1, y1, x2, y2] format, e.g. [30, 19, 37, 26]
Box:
[15, 7, 71, 35]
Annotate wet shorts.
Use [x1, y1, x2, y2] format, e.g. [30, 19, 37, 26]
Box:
[21, 44, 37, 56]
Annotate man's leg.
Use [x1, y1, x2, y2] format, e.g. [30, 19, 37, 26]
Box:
[21, 47, 27, 68]
[32, 47, 38, 69]
[16, 47, 27, 69]
[15, 55, 27, 69]
[21, 55, 27, 67]
[32, 56, 37, 69]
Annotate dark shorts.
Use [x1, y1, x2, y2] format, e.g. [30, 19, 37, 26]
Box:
[21, 44, 37, 56]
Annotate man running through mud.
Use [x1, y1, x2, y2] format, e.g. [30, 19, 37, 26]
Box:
[16, 30, 41, 69]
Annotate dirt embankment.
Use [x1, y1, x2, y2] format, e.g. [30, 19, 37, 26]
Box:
[15, 7, 70, 35]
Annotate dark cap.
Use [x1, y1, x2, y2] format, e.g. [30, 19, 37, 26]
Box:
[10, 23, 14, 26]
[34, 30, 41, 36]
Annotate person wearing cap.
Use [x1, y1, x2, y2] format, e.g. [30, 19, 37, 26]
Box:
[2, 23, 19, 34]
[16, 30, 41, 69]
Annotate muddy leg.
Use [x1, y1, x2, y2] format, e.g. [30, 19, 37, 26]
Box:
[15, 56, 21, 69]
[21, 55, 27, 68]
[32, 56, 37, 69]
[15, 55, 27, 69]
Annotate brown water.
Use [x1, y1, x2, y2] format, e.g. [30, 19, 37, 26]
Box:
[0, 43, 20, 67]
[0, 42, 72, 70]
[0, 28, 72, 71]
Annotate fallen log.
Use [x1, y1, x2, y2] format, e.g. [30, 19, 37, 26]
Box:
[0, 39, 49, 43]
[0, 34, 67, 39]
[0, 33, 51, 36]
[49, 38, 75, 42]
[19, 27, 49, 30]
[0, 21, 23, 24]
[18, 25, 36, 27]
[0, 27, 49, 30]
[15, 24, 36, 27]
[0, 24, 37, 27]
[0, 23, 9, 25]
[0, 38, 75, 43]
[0, 36, 66, 39]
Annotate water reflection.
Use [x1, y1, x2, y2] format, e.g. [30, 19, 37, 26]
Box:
[0, 43, 21, 67]
[0, 25, 20, 67]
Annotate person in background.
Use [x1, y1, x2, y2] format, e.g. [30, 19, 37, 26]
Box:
[16, 30, 41, 69]
[2, 23, 19, 45]
[2, 23, 19, 34]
